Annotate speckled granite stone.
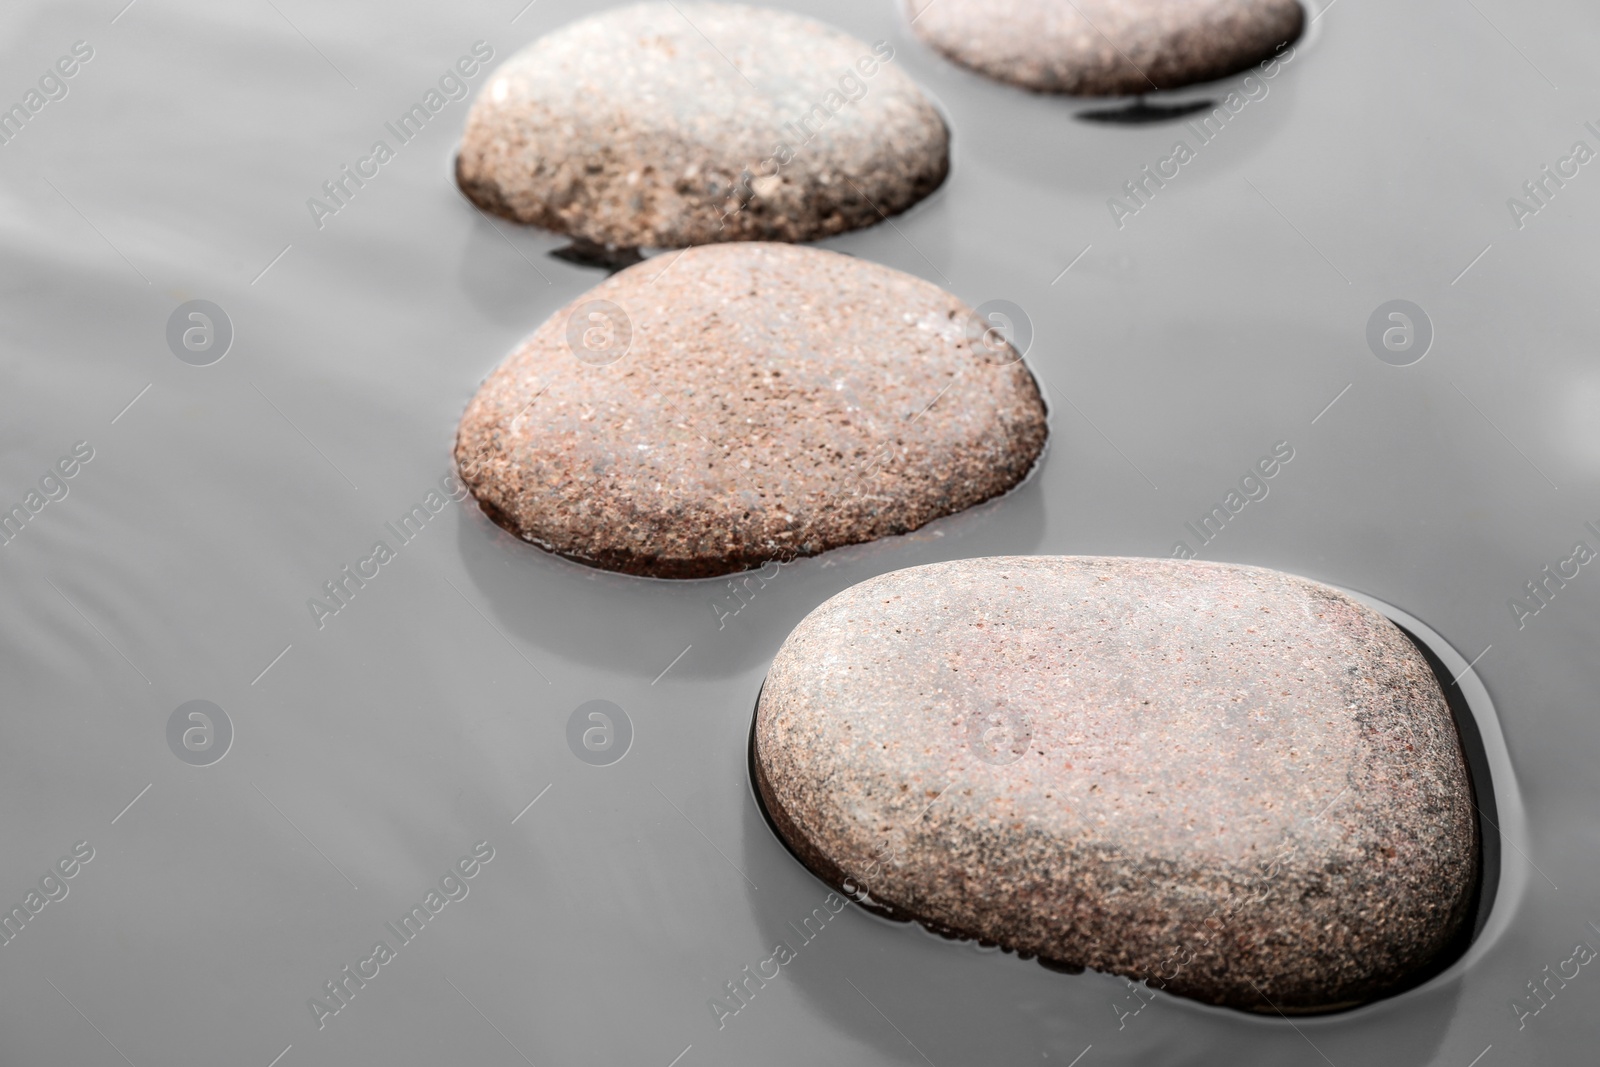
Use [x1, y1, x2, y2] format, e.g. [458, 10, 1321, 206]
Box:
[457, 2, 949, 249]
[453, 244, 1048, 579]
[754, 556, 1479, 1011]
[906, 0, 1304, 96]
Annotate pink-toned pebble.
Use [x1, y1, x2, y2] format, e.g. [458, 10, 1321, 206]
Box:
[458, 2, 948, 249]
[907, 0, 1304, 96]
[755, 555, 1479, 1011]
[455, 244, 1047, 579]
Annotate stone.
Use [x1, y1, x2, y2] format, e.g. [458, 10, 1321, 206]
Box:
[753, 556, 1480, 1011]
[453, 244, 1048, 579]
[905, 0, 1305, 96]
[457, 2, 949, 250]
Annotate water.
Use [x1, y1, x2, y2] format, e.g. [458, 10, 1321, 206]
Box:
[1, 0, 1597, 1063]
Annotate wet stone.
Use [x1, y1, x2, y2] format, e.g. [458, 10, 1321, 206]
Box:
[753, 555, 1479, 1011]
[906, 0, 1305, 96]
[453, 244, 1049, 579]
[457, 1, 949, 250]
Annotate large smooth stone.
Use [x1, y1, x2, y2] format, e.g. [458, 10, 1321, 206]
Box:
[906, 0, 1305, 96]
[457, 2, 949, 249]
[753, 556, 1480, 1011]
[454, 244, 1048, 579]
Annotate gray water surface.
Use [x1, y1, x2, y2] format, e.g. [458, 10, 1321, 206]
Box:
[2, 0, 1598, 1064]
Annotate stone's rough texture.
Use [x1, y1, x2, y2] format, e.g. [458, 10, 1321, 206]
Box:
[754, 557, 1480, 1011]
[457, 2, 949, 249]
[454, 245, 1048, 579]
[907, 0, 1304, 96]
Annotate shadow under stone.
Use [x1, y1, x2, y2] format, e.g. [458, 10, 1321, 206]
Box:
[1395, 622, 1500, 948]
[1075, 98, 1217, 125]
[550, 238, 646, 272]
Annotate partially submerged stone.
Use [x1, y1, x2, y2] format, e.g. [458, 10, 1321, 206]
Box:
[906, 0, 1304, 96]
[454, 244, 1048, 579]
[457, 2, 949, 249]
[754, 556, 1479, 1011]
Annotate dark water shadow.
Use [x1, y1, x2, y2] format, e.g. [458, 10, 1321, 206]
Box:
[550, 239, 646, 272]
[1397, 622, 1500, 946]
[1075, 99, 1216, 125]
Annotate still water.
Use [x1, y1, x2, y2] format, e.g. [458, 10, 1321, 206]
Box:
[1, 0, 1597, 1064]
